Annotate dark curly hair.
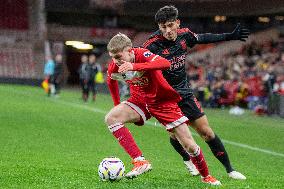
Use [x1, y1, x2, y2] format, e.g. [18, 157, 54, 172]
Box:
[155, 5, 178, 24]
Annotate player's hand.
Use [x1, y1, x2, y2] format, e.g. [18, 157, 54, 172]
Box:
[229, 23, 250, 41]
[118, 61, 134, 73]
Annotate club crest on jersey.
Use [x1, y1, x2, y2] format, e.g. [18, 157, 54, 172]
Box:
[180, 40, 187, 50]
[143, 51, 152, 57]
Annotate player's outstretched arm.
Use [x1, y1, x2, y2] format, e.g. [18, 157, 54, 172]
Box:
[196, 23, 250, 44]
[225, 23, 250, 41]
[118, 56, 171, 73]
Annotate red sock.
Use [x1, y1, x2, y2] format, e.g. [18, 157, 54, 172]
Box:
[189, 146, 209, 177]
[109, 123, 142, 159]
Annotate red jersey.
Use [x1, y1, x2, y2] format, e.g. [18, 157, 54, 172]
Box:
[107, 48, 181, 106]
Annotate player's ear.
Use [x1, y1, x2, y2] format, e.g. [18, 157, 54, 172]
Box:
[128, 48, 134, 55]
[176, 19, 180, 28]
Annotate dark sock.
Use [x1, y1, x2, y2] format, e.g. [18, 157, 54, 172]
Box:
[170, 137, 190, 161]
[206, 134, 234, 173]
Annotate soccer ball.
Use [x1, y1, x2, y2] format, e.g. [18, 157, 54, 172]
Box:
[98, 157, 125, 181]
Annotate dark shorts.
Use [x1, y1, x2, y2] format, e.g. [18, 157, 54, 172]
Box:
[81, 79, 97, 94]
[178, 96, 205, 124]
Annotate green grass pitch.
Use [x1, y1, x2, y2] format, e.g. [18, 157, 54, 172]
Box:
[0, 84, 284, 188]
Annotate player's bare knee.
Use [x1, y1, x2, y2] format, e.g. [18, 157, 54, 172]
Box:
[104, 114, 111, 125]
[105, 113, 120, 125]
[199, 127, 215, 141]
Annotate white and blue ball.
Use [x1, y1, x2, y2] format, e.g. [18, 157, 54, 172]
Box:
[98, 157, 125, 181]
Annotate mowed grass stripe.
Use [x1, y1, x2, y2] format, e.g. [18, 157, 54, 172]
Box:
[2, 84, 284, 158]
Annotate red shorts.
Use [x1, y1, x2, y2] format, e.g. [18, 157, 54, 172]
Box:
[122, 98, 151, 126]
[123, 97, 188, 131]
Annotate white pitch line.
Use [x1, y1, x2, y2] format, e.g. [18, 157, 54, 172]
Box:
[53, 98, 284, 158]
[221, 139, 284, 157]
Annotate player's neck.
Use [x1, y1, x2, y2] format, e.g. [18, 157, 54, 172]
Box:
[131, 54, 135, 63]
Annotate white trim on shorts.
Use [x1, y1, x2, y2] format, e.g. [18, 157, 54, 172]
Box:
[122, 101, 147, 124]
[165, 116, 189, 130]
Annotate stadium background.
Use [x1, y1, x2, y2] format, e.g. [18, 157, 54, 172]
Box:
[0, 1, 284, 188]
[0, 0, 284, 116]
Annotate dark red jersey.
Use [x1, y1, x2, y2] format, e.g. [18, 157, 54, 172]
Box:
[107, 47, 181, 105]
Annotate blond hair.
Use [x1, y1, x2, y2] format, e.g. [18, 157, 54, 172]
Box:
[107, 33, 132, 54]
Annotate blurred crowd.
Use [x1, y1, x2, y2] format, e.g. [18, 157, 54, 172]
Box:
[187, 39, 284, 110]
[43, 54, 64, 97]
[78, 54, 103, 102]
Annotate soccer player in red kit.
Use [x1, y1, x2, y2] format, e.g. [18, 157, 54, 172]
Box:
[105, 33, 221, 185]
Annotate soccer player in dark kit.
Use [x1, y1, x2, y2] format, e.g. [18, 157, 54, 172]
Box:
[143, 5, 249, 180]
